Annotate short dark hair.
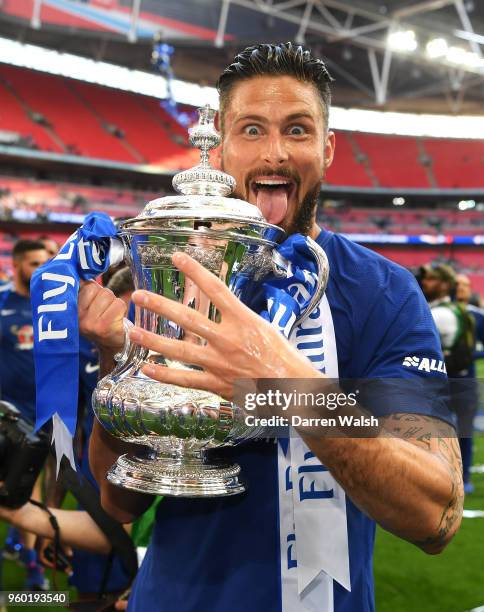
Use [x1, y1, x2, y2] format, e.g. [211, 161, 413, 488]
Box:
[217, 42, 333, 131]
[12, 239, 46, 259]
[107, 266, 134, 298]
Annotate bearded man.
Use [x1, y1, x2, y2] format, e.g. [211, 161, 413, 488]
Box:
[0, 239, 50, 590]
[0, 239, 49, 422]
[79, 44, 463, 612]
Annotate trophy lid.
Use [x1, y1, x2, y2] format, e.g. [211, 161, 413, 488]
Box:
[172, 105, 235, 198]
[120, 105, 282, 233]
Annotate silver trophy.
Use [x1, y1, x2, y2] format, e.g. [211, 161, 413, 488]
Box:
[93, 105, 329, 498]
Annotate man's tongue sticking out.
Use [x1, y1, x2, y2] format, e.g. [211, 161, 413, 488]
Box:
[256, 187, 289, 226]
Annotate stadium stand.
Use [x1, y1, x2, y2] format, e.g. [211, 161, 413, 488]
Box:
[373, 246, 484, 295]
[0, 176, 157, 219]
[0, 66, 482, 187]
[325, 131, 374, 187]
[422, 138, 484, 189]
[0, 78, 63, 153]
[0, 65, 198, 168]
[2, 177, 482, 238]
[69, 80, 193, 167]
[351, 133, 432, 189]
[0, 64, 137, 162]
[319, 206, 484, 235]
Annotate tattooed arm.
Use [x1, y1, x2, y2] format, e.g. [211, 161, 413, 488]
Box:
[302, 413, 463, 554]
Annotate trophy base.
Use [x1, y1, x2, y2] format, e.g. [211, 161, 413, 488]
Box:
[107, 453, 246, 498]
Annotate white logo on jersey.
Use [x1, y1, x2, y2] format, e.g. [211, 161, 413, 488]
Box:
[85, 362, 99, 374]
[402, 356, 446, 373]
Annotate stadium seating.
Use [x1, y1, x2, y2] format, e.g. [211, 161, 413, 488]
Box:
[352, 133, 430, 188]
[371, 246, 483, 268]
[0, 66, 481, 187]
[0, 79, 63, 153]
[372, 245, 484, 295]
[2, 176, 482, 238]
[319, 206, 484, 235]
[423, 138, 484, 189]
[68, 81, 199, 169]
[0, 64, 137, 162]
[0, 176, 159, 219]
[325, 131, 374, 187]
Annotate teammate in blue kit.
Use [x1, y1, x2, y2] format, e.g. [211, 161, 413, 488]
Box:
[0, 240, 49, 423]
[78, 44, 463, 611]
[0, 239, 50, 590]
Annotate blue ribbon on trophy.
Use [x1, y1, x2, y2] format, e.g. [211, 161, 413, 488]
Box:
[30, 212, 124, 473]
[259, 233, 319, 338]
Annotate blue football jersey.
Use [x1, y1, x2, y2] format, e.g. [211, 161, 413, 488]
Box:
[78, 335, 100, 459]
[0, 291, 37, 423]
[127, 229, 453, 612]
[71, 336, 131, 594]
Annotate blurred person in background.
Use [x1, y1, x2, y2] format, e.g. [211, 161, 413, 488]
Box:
[420, 264, 460, 349]
[0, 239, 50, 589]
[38, 236, 60, 259]
[0, 240, 48, 427]
[456, 274, 482, 308]
[421, 264, 477, 494]
[455, 273, 484, 494]
[107, 267, 135, 321]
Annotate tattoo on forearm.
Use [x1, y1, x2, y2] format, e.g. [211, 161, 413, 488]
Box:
[383, 414, 463, 551]
[412, 436, 463, 550]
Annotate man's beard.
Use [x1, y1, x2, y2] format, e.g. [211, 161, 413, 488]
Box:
[422, 285, 440, 302]
[19, 270, 31, 294]
[284, 183, 321, 236]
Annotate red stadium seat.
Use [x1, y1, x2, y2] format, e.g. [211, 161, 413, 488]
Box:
[326, 131, 373, 187]
[353, 133, 430, 188]
[423, 138, 484, 189]
[0, 65, 138, 162]
[0, 79, 63, 152]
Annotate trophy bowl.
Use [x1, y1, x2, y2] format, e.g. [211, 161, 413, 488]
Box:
[92, 105, 328, 498]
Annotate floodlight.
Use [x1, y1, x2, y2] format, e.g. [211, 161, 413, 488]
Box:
[426, 38, 448, 59]
[388, 30, 418, 52]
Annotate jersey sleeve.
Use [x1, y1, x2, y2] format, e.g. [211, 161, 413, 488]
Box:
[357, 269, 454, 426]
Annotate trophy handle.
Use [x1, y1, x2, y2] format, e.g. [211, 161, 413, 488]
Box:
[114, 318, 135, 365]
[293, 237, 329, 328]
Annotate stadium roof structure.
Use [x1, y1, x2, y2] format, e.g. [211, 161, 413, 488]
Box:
[0, 0, 483, 115]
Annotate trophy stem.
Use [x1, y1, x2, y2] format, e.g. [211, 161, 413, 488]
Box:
[106, 448, 246, 498]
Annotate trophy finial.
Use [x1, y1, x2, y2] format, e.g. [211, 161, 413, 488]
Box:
[172, 105, 236, 197]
